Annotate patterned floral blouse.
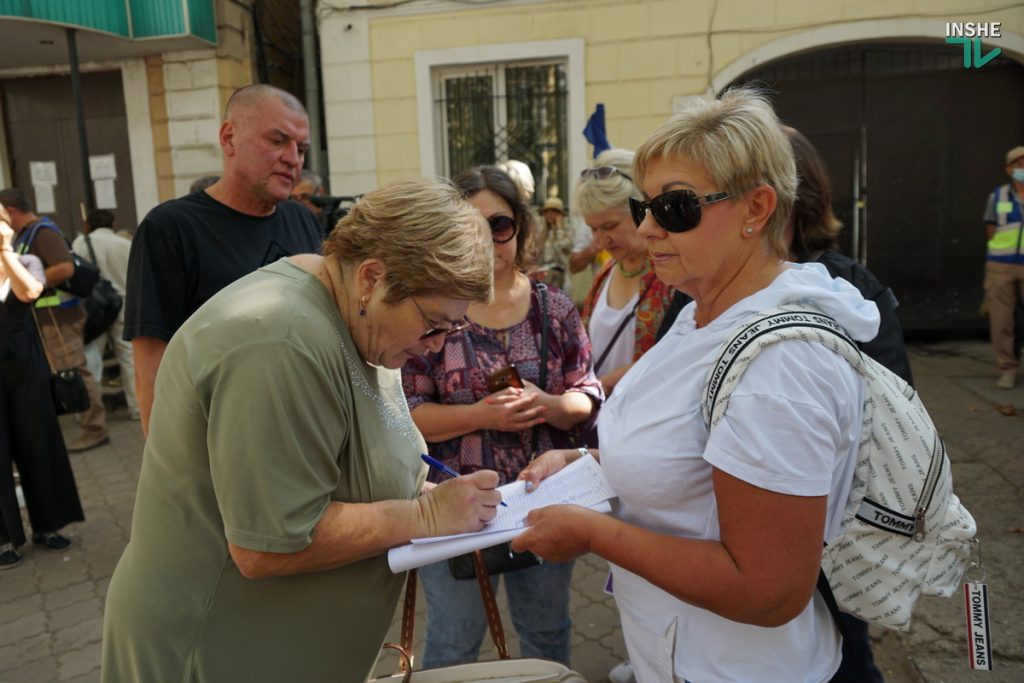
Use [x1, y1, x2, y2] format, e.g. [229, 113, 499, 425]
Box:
[580, 259, 676, 364]
[402, 282, 603, 485]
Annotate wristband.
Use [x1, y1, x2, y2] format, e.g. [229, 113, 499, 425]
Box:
[577, 447, 592, 460]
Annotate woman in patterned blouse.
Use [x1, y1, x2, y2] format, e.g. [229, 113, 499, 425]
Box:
[402, 165, 603, 668]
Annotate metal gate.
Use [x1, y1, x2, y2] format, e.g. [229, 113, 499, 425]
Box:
[733, 45, 1024, 333]
[435, 61, 569, 206]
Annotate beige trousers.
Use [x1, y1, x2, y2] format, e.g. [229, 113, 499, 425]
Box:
[984, 261, 1024, 371]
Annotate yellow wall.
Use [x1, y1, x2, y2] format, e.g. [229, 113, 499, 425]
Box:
[364, 0, 1022, 184]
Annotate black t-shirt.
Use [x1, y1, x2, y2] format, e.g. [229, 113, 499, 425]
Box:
[123, 190, 323, 342]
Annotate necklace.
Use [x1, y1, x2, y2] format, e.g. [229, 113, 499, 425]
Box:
[616, 258, 650, 279]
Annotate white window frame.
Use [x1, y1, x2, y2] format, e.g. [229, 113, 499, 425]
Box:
[415, 38, 585, 183]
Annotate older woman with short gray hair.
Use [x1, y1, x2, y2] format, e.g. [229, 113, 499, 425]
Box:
[102, 178, 503, 683]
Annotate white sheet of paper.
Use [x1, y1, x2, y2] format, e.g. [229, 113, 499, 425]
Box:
[387, 455, 616, 573]
[94, 178, 117, 209]
[89, 153, 117, 180]
[33, 183, 55, 213]
[29, 161, 57, 186]
[412, 454, 615, 544]
[387, 501, 612, 574]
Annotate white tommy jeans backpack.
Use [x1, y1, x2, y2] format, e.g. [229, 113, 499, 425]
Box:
[701, 305, 977, 631]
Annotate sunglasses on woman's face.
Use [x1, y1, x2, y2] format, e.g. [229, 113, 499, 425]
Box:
[628, 189, 732, 233]
[580, 166, 633, 182]
[410, 296, 470, 341]
[488, 215, 518, 244]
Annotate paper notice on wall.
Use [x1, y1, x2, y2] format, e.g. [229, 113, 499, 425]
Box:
[89, 154, 117, 180]
[94, 178, 117, 209]
[29, 161, 57, 187]
[33, 183, 55, 213]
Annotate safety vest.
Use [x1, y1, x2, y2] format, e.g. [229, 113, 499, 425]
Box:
[987, 184, 1024, 264]
[13, 217, 80, 309]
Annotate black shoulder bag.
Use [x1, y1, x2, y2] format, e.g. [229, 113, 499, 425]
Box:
[448, 284, 548, 580]
[79, 234, 123, 344]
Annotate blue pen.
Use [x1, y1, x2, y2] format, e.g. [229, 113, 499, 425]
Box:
[421, 453, 507, 506]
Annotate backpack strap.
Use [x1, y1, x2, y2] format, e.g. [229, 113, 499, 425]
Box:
[701, 304, 867, 430]
[702, 303, 868, 638]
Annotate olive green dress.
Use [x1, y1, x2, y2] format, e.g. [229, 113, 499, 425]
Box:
[101, 259, 425, 682]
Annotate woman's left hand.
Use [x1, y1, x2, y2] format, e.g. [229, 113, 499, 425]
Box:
[510, 504, 599, 562]
[519, 380, 593, 431]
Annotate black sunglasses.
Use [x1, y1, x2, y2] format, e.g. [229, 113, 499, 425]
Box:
[410, 296, 470, 341]
[488, 215, 518, 244]
[580, 166, 632, 182]
[629, 189, 732, 233]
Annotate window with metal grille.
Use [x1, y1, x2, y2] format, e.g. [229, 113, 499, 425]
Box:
[433, 60, 569, 206]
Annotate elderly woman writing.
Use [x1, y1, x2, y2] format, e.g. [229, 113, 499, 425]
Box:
[101, 179, 502, 683]
[513, 88, 881, 682]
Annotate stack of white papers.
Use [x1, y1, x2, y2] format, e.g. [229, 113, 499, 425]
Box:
[387, 455, 616, 573]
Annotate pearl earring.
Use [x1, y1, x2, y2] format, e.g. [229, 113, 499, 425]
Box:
[744, 226, 754, 235]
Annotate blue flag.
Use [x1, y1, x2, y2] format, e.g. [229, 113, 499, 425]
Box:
[583, 103, 610, 159]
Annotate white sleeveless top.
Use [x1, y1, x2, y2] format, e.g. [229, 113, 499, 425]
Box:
[587, 273, 637, 374]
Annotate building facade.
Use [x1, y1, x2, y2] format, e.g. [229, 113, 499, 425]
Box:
[318, 0, 1023, 331]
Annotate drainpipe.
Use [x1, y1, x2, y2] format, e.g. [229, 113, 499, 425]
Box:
[301, 0, 325, 178]
[66, 28, 95, 215]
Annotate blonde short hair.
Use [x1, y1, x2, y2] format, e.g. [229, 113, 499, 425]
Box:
[572, 149, 642, 217]
[323, 178, 493, 304]
[634, 88, 797, 257]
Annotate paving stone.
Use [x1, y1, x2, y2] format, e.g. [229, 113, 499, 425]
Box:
[0, 593, 42, 624]
[56, 640, 103, 680]
[0, 610, 46, 648]
[47, 597, 103, 633]
[0, 653, 59, 683]
[52, 615, 104, 655]
[0, 631, 52, 667]
[42, 581, 94, 612]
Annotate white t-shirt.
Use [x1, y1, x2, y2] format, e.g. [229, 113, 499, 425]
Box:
[598, 263, 880, 683]
[588, 272, 637, 375]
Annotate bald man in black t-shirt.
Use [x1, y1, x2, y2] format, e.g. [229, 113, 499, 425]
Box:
[124, 84, 323, 435]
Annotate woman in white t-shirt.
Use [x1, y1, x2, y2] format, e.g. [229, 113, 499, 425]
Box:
[574, 150, 675, 397]
[512, 88, 881, 683]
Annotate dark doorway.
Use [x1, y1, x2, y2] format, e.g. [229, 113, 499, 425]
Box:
[732, 44, 1024, 333]
[2, 70, 137, 239]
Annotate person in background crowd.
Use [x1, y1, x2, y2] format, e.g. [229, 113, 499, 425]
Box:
[785, 124, 907, 683]
[124, 84, 323, 436]
[515, 87, 878, 683]
[292, 169, 326, 215]
[531, 196, 574, 291]
[292, 169, 332, 236]
[102, 178, 501, 683]
[0, 205, 84, 568]
[575, 149, 675, 397]
[403, 165, 602, 668]
[189, 175, 220, 194]
[72, 209, 138, 420]
[568, 214, 612, 309]
[0, 187, 109, 453]
[982, 145, 1024, 389]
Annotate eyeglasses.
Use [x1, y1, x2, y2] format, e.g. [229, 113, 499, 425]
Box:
[629, 189, 732, 233]
[410, 296, 470, 341]
[580, 167, 633, 182]
[488, 215, 518, 244]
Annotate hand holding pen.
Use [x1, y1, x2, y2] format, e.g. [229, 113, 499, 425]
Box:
[421, 454, 507, 507]
[414, 455, 504, 537]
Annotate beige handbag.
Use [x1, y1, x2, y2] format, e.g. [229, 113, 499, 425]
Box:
[373, 551, 588, 683]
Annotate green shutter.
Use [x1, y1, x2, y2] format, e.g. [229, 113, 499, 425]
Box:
[0, 0, 130, 37]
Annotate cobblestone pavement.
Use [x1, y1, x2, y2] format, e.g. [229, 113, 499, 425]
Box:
[1, 341, 1021, 682]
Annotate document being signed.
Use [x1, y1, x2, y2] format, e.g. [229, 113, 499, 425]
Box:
[387, 454, 616, 573]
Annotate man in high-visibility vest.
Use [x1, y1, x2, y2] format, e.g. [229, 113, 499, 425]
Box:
[0, 187, 110, 451]
[983, 145, 1024, 389]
